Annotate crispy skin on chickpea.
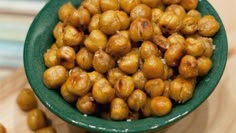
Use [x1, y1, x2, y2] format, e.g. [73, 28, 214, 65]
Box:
[164, 43, 185, 67]
[53, 22, 64, 40]
[163, 80, 171, 98]
[144, 78, 165, 98]
[88, 71, 104, 85]
[141, 98, 152, 117]
[187, 10, 201, 20]
[180, 0, 198, 11]
[63, 25, 84, 46]
[197, 56, 213, 76]
[44, 48, 60, 68]
[69, 6, 91, 27]
[152, 23, 163, 36]
[151, 8, 164, 24]
[141, 0, 162, 8]
[100, 0, 120, 12]
[107, 68, 126, 86]
[179, 55, 198, 78]
[119, 0, 141, 13]
[36, 126, 57, 133]
[60, 83, 78, 103]
[84, 30, 107, 52]
[128, 89, 147, 111]
[201, 37, 214, 57]
[27, 109, 47, 131]
[76, 47, 93, 70]
[198, 15, 220, 37]
[185, 37, 205, 57]
[150, 96, 172, 116]
[167, 33, 185, 46]
[88, 14, 101, 32]
[81, 0, 101, 15]
[114, 76, 135, 98]
[58, 2, 74, 23]
[166, 4, 186, 19]
[162, 64, 174, 80]
[110, 98, 129, 120]
[152, 35, 170, 50]
[139, 41, 160, 59]
[116, 11, 131, 30]
[130, 4, 152, 21]
[132, 71, 147, 90]
[57, 46, 76, 63]
[181, 15, 198, 35]
[76, 93, 97, 114]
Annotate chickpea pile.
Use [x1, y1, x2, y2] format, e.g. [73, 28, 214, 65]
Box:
[43, 0, 219, 121]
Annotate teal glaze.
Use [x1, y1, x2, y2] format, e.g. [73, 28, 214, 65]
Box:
[24, 0, 228, 132]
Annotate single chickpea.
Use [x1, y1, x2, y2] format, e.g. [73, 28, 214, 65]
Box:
[110, 98, 129, 120]
[151, 8, 164, 24]
[180, 0, 198, 11]
[141, 0, 162, 8]
[179, 55, 198, 78]
[132, 71, 147, 90]
[144, 78, 165, 98]
[162, 0, 181, 5]
[53, 22, 64, 40]
[198, 15, 220, 37]
[44, 48, 60, 68]
[76, 47, 93, 70]
[27, 109, 47, 131]
[63, 25, 84, 46]
[187, 10, 201, 20]
[164, 43, 185, 67]
[185, 37, 205, 57]
[99, 10, 121, 35]
[167, 33, 185, 46]
[43, 65, 68, 89]
[197, 56, 213, 76]
[142, 55, 164, 79]
[84, 30, 107, 52]
[16, 88, 38, 112]
[81, 0, 101, 15]
[139, 41, 160, 59]
[116, 11, 131, 30]
[152, 23, 163, 36]
[58, 2, 75, 23]
[60, 83, 78, 103]
[200, 37, 214, 57]
[114, 75, 135, 98]
[88, 71, 104, 85]
[69, 6, 91, 27]
[76, 93, 97, 114]
[88, 14, 101, 32]
[129, 18, 153, 42]
[152, 35, 170, 50]
[92, 78, 115, 104]
[92, 50, 115, 74]
[100, 0, 120, 12]
[128, 89, 147, 111]
[36, 126, 57, 133]
[130, 4, 152, 21]
[69, 66, 84, 75]
[181, 15, 198, 35]
[0, 124, 6, 133]
[166, 4, 186, 19]
[119, 0, 141, 13]
[107, 68, 126, 86]
[57, 46, 76, 63]
[150, 96, 172, 116]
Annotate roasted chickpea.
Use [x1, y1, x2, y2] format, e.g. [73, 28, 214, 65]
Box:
[81, 0, 101, 15]
[179, 55, 198, 78]
[150, 96, 172, 116]
[163, 80, 171, 98]
[144, 78, 165, 98]
[43, 65, 68, 89]
[58, 2, 75, 23]
[106, 32, 131, 57]
[162, 0, 181, 5]
[201, 37, 214, 57]
[128, 89, 147, 111]
[92, 78, 115, 104]
[69, 7, 91, 27]
[132, 71, 147, 90]
[66, 71, 91, 96]
[27, 109, 47, 131]
[140, 41, 160, 59]
[100, 0, 120, 12]
[142, 55, 164, 79]
[0, 123, 6, 133]
[151, 8, 164, 24]
[88, 71, 104, 85]
[76, 93, 97, 114]
[180, 0, 198, 11]
[185, 37, 205, 57]
[92, 50, 115, 74]
[130, 4, 152, 21]
[167, 33, 185, 46]
[164, 43, 185, 67]
[198, 15, 220, 37]
[114, 76, 135, 98]
[120, 0, 141, 13]
[69, 66, 84, 75]
[118, 49, 139, 74]
[129, 18, 153, 42]
[181, 15, 198, 35]
[187, 10, 201, 20]
[169, 76, 195, 103]
[57, 46, 76, 63]
[36, 126, 57, 133]
[197, 56, 212, 76]
[159, 11, 182, 35]
[84, 30, 107, 52]
[16, 88, 37, 112]
[60, 83, 78, 103]
[166, 4, 186, 19]
[162, 64, 174, 80]
[55, 32, 65, 48]
[44, 48, 60, 68]
[88, 14, 101, 32]
[116, 11, 131, 30]
[107, 68, 126, 86]
[141, 98, 152, 117]
[110, 98, 129, 120]
[53, 22, 64, 40]
[76, 47, 93, 70]
[99, 10, 121, 35]
[63, 25, 84, 46]
[152, 23, 162, 36]
[141, 0, 162, 8]
[152, 35, 170, 50]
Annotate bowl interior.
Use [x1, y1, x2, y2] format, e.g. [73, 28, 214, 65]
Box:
[23, 0, 227, 133]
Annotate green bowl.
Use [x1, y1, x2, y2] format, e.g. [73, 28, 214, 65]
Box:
[24, 0, 227, 132]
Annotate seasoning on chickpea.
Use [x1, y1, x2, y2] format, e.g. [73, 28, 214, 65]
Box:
[132, 71, 147, 90]
[76, 93, 97, 114]
[0, 123, 6, 133]
[114, 76, 135, 98]
[100, 0, 120, 12]
[88, 14, 101, 32]
[36, 126, 57, 133]
[107, 68, 126, 86]
[60, 83, 78, 103]
[144, 78, 165, 98]
[84, 30, 107, 52]
[198, 15, 220, 37]
[128, 89, 147, 111]
[110, 98, 129, 120]
[130, 4, 152, 21]
[150, 96, 172, 116]
[27, 108, 48, 131]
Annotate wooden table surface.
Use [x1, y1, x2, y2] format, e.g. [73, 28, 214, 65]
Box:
[0, 0, 236, 133]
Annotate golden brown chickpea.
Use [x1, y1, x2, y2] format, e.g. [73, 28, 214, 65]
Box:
[36, 126, 57, 133]
[92, 78, 115, 104]
[61, 61, 75, 70]
[100, 0, 120, 12]
[92, 50, 115, 74]
[66, 71, 91, 96]
[164, 43, 185, 67]
[44, 48, 60, 68]
[141, 0, 162, 8]
[179, 55, 198, 78]
[69, 7, 91, 27]
[162, 0, 181, 5]
[84, 30, 107, 52]
[200, 37, 214, 57]
[43, 65, 68, 89]
[180, 0, 198, 11]
[116, 11, 131, 30]
[76, 93, 97, 114]
[150, 96, 172, 116]
[181, 16, 198, 35]
[159, 11, 182, 35]
[107, 68, 126, 86]
[198, 15, 220, 37]
[187, 10, 201, 20]
[55, 32, 65, 48]
[128, 89, 147, 111]
[142, 55, 164, 79]
[0, 123, 6, 133]
[58, 2, 75, 23]
[169, 76, 195, 103]
[152, 23, 162, 36]
[118, 30, 130, 39]
[167, 33, 185, 46]
[16, 88, 37, 112]
[88, 71, 104, 85]
[163, 80, 171, 98]
[57, 46, 76, 63]
[106, 32, 131, 57]
[162, 64, 174, 80]
[141, 98, 152, 117]
[132, 71, 147, 90]
[63, 25, 84, 46]
[152, 35, 170, 50]
[27, 109, 47, 131]
[151, 8, 164, 24]
[185, 37, 205, 57]
[88, 14, 101, 32]
[130, 4, 152, 21]
[53, 22, 64, 40]
[139, 41, 160, 59]
[119, 0, 141, 13]
[110, 98, 129, 120]
[144, 78, 165, 98]
[114, 75, 135, 98]
[60, 83, 78, 103]
[76, 47, 93, 70]
[81, 0, 101, 15]
[69, 66, 84, 75]
[99, 10, 121, 35]
[197, 56, 212, 76]
[166, 4, 186, 19]
[129, 18, 153, 42]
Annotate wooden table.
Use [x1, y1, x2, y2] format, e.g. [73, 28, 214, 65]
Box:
[0, 0, 236, 132]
